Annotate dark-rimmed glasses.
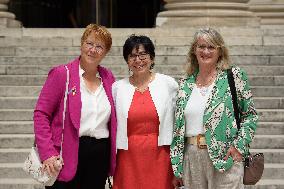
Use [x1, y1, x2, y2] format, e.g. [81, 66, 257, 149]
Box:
[128, 52, 149, 61]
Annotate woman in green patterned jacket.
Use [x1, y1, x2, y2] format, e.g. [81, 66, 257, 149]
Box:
[171, 28, 258, 189]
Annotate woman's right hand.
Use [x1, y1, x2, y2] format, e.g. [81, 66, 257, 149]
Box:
[42, 155, 62, 176]
[172, 176, 183, 189]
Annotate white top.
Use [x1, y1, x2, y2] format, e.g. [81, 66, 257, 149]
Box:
[185, 84, 214, 137]
[79, 66, 111, 138]
[112, 73, 178, 150]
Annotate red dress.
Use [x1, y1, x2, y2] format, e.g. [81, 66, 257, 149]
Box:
[113, 89, 174, 189]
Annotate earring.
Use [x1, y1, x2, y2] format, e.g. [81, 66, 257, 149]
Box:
[150, 62, 155, 70]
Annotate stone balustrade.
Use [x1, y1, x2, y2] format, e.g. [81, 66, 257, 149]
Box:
[0, 0, 21, 28]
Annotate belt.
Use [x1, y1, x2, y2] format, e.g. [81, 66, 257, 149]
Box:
[187, 134, 207, 149]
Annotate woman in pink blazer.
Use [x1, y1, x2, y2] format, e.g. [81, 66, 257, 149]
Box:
[34, 24, 117, 189]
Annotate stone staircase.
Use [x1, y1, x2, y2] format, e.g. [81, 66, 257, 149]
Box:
[0, 27, 283, 189]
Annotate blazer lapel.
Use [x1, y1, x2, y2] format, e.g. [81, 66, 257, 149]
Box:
[68, 58, 81, 130]
[204, 70, 229, 120]
[177, 75, 195, 111]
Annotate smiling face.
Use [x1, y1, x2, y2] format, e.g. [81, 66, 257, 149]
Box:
[80, 31, 107, 68]
[127, 45, 153, 75]
[194, 37, 220, 68]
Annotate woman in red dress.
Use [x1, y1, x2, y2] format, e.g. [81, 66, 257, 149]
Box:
[112, 35, 178, 189]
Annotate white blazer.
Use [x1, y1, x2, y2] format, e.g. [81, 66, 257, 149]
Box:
[112, 73, 178, 150]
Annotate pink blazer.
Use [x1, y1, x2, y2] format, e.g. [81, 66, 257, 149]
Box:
[34, 57, 117, 181]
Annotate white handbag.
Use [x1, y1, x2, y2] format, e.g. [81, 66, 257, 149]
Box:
[23, 66, 69, 186]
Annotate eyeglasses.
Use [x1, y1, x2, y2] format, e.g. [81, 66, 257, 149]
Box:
[128, 52, 149, 61]
[84, 41, 105, 53]
[196, 44, 219, 52]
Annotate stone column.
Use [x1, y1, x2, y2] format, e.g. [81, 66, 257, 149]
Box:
[156, 0, 260, 28]
[0, 0, 21, 28]
[249, 0, 284, 27]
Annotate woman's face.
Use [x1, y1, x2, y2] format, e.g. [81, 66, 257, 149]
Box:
[194, 37, 220, 68]
[80, 31, 107, 67]
[127, 45, 153, 75]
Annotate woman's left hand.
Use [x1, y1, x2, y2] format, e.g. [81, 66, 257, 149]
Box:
[224, 146, 243, 162]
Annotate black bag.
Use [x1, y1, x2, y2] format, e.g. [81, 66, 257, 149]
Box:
[227, 68, 264, 185]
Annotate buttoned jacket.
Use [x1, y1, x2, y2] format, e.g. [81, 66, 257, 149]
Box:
[170, 66, 258, 178]
[34, 57, 117, 181]
[112, 73, 178, 149]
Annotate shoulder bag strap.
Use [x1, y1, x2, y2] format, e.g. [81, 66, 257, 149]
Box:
[60, 66, 69, 158]
[227, 68, 241, 130]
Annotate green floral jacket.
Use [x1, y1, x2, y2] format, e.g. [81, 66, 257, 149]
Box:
[170, 66, 258, 178]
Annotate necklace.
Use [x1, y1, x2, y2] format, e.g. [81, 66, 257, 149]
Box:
[196, 71, 216, 87]
[130, 73, 153, 93]
[196, 71, 216, 96]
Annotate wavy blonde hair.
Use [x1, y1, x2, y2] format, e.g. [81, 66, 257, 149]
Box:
[186, 27, 231, 75]
[81, 23, 112, 52]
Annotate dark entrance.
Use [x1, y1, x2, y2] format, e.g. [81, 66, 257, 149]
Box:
[8, 0, 163, 28]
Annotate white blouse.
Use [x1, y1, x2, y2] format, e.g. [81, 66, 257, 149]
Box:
[79, 66, 111, 138]
[185, 83, 214, 137]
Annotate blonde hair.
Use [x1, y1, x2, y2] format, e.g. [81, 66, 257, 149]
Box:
[81, 24, 112, 52]
[186, 27, 230, 75]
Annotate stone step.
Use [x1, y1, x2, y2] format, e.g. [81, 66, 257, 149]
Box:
[0, 35, 266, 47]
[0, 148, 282, 164]
[0, 75, 283, 86]
[0, 179, 282, 189]
[250, 149, 284, 164]
[251, 86, 284, 97]
[0, 134, 34, 148]
[0, 55, 283, 67]
[0, 86, 41, 97]
[0, 28, 283, 46]
[245, 179, 284, 189]
[0, 85, 283, 98]
[2, 27, 284, 38]
[1, 120, 282, 135]
[0, 97, 37, 109]
[1, 64, 284, 76]
[0, 162, 283, 180]
[1, 45, 284, 57]
[1, 97, 283, 109]
[0, 109, 33, 121]
[256, 122, 284, 135]
[0, 121, 33, 134]
[0, 133, 283, 149]
[0, 149, 29, 163]
[251, 135, 284, 149]
[258, 109, 284, 122]
[248, 76, 284, 86]
[254, 97, 284, 109]
[242, 66, 284, 76]
[0, 179, 43, 189]
[262, 163, 284, 179]
[0, 109, 283, 122]
[0, 178, 111, 189]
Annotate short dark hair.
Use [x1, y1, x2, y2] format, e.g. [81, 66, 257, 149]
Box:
[123, 34, 155, 62]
